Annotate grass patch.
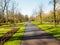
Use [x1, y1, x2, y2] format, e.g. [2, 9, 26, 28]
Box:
[0, 28, 12, 37]
[4, 22, 27, 45]
[32, 22, 60, 40]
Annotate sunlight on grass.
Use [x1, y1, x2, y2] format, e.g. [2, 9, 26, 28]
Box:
[32, 22, 60, 40]
[0, 28, 12, 36]
[4, 27, 25, 45]
[4, 22, 27, 45]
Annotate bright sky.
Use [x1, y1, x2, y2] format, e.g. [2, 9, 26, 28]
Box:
[10, 0, 53, 16]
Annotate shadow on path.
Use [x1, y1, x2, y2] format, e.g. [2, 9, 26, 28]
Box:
[21, 23, 60, 45]
[22, 33, 54, 40]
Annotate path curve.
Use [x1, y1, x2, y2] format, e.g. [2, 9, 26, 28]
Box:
[21, 22, 60, 45]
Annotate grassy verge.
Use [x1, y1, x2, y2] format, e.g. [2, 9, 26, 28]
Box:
[0, 22, 27, 37]
[32, 22, 60, 40]
[0, 24, 16, 37]
[0, 28, 12, 37]
[4, 22, 27, 45]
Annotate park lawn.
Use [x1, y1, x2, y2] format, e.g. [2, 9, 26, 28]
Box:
[0, 22, 27, 37]
[0, 28, 12, 37]
[32, 22, 60, 40]
[0, 24, 19, 37]
[4, 22, 27, 45]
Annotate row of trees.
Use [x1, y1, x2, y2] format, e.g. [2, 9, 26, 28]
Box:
[31, 0, 60, 27]
[35, 9, 60, 23]
[0, 10, 29, 24]
[0, 0, 60, 27]
[0, 0, 29, 25]
[6, 11, 29, 23]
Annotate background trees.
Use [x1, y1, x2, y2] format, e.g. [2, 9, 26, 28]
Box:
[0, 0, 60, 26]
[0, 0, 29, 26]
[31, 0, 60, 27]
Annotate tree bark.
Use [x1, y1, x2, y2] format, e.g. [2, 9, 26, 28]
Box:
[53, 0, 56, 27]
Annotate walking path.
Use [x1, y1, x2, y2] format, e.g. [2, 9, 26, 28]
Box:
[21, 23, 60, 45]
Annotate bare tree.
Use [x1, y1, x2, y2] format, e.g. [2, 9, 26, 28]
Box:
[0, 0, 10, 23]
[49, 0, 60, 27]
[32, 9, 37, 22]
[39, 5, 43, 24]
[6, 0, 10, 24]
[12, 2, 15, 23]
[53, 0, 56, 27]
[11, 1, 17, 24]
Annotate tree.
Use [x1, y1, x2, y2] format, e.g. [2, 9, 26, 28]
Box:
[29, 16, 35, 21]
[53, 0, 56, 27]
[0, 0, 10, 23]
[24, 15, 29, 22]
[38, 5, 43, 24]
[49, 0, 60, 27]
[5, 0, 10, 24]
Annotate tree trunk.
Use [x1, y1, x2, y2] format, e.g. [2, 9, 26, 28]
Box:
[53, 0, 56, 27]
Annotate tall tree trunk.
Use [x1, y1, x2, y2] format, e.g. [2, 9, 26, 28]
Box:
[6, 5, 8, 24]
[40, 13, 42, 24]
[53, 0, 56, 27]
[39, 5, 43, 24]
[12, 2, 15, 24]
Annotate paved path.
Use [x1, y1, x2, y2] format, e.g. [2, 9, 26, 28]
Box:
[21, 23, 60, 45]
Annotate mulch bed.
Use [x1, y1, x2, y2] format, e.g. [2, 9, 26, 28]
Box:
[0, 28, 19, 45]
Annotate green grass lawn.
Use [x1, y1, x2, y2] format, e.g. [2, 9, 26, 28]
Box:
[32, 22, 60, 40]
[0, 22, 27, 37]
[4, 22, 27, 45]
[0, 24, 15, 37]
[0, 28, 12, 37]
